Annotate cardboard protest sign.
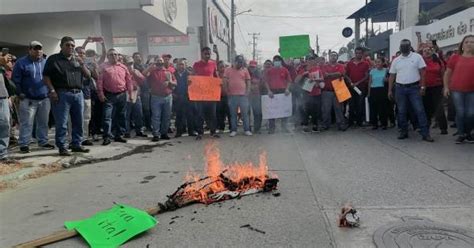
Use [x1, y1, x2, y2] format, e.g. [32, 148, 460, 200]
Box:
[262, 93, 292, 120]
[331, 78, 352, 103]
[188, 76, 222, 101]
[65, 204, 157, 248]
[279, 35, 310, 58]
[302, 78, 316, 92]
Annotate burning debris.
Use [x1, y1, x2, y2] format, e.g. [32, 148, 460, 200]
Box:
[158, 142, 279, 211]
[338, 203, 360, 228]
[14, 142, 279, 248]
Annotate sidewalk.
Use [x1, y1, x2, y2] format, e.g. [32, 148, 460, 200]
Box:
[0, 136, 172, 191]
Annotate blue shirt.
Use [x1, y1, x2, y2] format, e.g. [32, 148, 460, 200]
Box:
[12, 56, 48, 100]
[369, 68, 387, 88]
[174, 70, 190, 97]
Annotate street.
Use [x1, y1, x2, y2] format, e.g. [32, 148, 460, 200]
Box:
[1, 128, 473, 248]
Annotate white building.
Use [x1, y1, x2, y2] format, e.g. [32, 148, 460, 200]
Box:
[0, 0, 189, 58]
[390, 1, 474, 57]
[113, 0, 231, 63]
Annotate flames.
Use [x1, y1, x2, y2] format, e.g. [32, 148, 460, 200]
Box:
[181, 142, 276, 204]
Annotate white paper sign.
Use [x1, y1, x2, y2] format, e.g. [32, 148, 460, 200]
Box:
[302, 79, 316, 92]
[261, 93, 293, 120]
[365, 97, 370, 122]
[353, 86, 362, 95]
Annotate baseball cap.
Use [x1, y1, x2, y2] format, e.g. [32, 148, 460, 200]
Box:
[249, 60, 257, 66]
[29, 41, 43, 48]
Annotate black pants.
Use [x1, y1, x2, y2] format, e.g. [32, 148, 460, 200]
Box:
[216, 95, 230, 131]
[175, 95, 195, 135]
[90, 91, 103, 135]
[369, 87, 388, 127]
[302, 93, 321, 127]
[349, 87, 366, 125]
[194, 101, 217, 135]
[423, 85, 447, 131]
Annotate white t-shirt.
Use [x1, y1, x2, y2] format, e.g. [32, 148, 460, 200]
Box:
[389, 52, 426, 84]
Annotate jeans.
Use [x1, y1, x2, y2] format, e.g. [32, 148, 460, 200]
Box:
[395, 83, 430, 137]
[0, 98, 10, 159]
[18, 98, 50, 147]
[451, 91, 474, 136]
[302, 93, 321, 127]
[349, 87, 366, 125]
[249, 94, 262, 132]
[68, 99, 91, 141]
[216, 95, 230, 131]
[51, 91, 84, 149]
[321, 91, 345, 128]
[103, 92, 127, 139]
[150, 95, 172, 137]
[228, 95, 250, 132]
[369, 87, 389, 127]
[175, 95, 195, 135]
[423, 86, 447, 131]
[194, 101, 217, 135]
[125, 97, 144, 134]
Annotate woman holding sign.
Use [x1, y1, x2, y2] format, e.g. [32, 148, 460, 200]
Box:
[264, 55, 292, 134]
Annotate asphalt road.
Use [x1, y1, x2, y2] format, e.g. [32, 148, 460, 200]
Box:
[1, 128, 473, 248]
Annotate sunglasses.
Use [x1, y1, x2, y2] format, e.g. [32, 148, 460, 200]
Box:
[31, 46, 42, 50]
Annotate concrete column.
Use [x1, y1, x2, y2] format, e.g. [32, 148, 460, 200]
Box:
[355, 18, 361, 49]
[93, 14, 113, 54]
[136, 31, 149, 58]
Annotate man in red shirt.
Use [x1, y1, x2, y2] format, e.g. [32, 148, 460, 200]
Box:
[295, 56, 323, 133]
[321, 52, 348, 131]
[346, 47, 370, 127]
[264, 55, 292, 133]
[143, 57, 176, 142]
[192, 47, 220, 140]
[223, 55, 251, 137]
[97, 48, 133, 145]
[162, 54, 175, 74]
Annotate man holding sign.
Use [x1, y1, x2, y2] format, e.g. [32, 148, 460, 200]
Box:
[321, 52, 348, 131]
[191, 47, 220, 140]
[264, 55, 292, 134]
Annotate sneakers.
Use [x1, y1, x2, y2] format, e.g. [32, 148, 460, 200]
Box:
[229, 131, 237, 137]
[211, 133, 220, 138]
[422, 135, 434, 142]
[151, 136, 160, 142]
[124, 133, 131, 138]
[455, 135, 465, 144]
[195, 134, 202, 140]
[312, 126, 320, 133]
[114, 137, 127, 143]
[40, 143, 55, 149]
[465, 135, 474, 143]
[160, 135, 171, 140]
[59, 149, 71, 156]
[244, 131, 253, 136]
[81, 140, 94, 146]
[20, 146, 30, 153]
[136, 132, 148, 138]
[102, 138, 111, 146]
[71, 146, 90, 153]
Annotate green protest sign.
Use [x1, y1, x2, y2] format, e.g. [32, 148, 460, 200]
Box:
[279, 35, 310, 58]
[65, 204, 157, 248]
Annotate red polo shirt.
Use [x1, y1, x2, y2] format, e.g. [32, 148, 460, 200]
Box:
[308, 67, 323, 96]
[346, 59, 370, 90]
[322, 63, 345, 91]
[447, 54, 474, 92]
[193, 60, 217, 77]
[148, 68, 175, 96]
[424, 57, 443, 87]
[265, 67, 290, 90]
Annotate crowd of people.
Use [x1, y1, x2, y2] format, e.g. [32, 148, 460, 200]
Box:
[0, 34, 473, 160]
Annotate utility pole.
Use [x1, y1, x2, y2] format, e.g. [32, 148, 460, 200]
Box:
[231, 0, 236, 60]
[248, 32, 260, 61]
[365, 0, 369, 46]
[316, 35, 320, 55]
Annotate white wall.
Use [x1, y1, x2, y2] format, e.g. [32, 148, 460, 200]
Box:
[390, 7, 474, 57]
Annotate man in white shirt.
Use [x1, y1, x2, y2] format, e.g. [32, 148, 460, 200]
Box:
[388, 39, 433, 142]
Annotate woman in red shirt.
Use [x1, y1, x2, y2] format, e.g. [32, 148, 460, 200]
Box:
[421, 46, 448, 135]
[443, 35, 474, 144]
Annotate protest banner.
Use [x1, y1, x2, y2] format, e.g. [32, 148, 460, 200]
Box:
[262, 93, 292, 120]
[64, 204, 157, 248]
[331, 78, 352, 103]
[188, 76, 222, 101]
[279, 35, 310, 58]
[302, 78, 316, 92]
